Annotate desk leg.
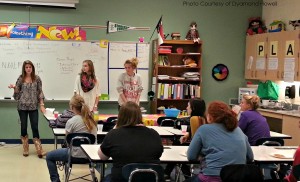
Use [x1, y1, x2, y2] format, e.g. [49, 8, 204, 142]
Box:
[54, 135, 57, 149]
[101, 163, 105, 181]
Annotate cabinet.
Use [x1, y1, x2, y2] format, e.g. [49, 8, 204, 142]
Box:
[151, 39, 202, 113]
[282, 115, 300, 146]
[244, 30, 300, 81]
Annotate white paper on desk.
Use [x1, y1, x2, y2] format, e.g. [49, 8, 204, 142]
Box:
[270, 149, 295, 159]
[45, 108, 55, 117]
[180, 150, 187, 157]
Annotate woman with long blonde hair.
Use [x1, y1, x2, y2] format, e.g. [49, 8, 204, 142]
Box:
[46, 94, 97, 182]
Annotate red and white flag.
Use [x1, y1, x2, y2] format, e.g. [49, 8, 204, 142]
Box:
[156, 16, 164, 45]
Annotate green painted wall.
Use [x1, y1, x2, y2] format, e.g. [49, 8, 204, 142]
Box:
[0, 0, 262, 140]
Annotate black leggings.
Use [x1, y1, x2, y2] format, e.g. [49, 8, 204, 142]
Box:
[18, 110, 39, 138]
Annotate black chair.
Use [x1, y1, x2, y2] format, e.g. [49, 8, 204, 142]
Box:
[220, 164, 264, 182]
[293, 164, 300, 180]
[256, 137, 285, 180]
[106, 116, 118, 123]
[256, 137, 284, 146]
[157, 117, 176, 127]
[65, 133, 97, 182]
[122, 163, 164, 182]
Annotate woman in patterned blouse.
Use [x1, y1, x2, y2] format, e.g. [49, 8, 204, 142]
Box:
[8, 60, 46, 158]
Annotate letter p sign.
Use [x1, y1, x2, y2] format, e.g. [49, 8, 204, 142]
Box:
[257, 42, 265, 57]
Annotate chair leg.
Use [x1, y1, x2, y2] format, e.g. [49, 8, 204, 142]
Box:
[89, 163, 98, 182]
[65, 164, 72, 182]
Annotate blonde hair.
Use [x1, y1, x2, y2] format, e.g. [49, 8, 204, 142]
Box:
[124, 58, 139, 69]
[243, 94, 260, 110]
[69, 94, 97, 132]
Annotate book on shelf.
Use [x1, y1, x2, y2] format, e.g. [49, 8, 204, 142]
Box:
[170, 76, 185, 80]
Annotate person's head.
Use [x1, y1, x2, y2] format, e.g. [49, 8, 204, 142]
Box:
[240, 94, 260, 111]
[124, 58, 139, 76]
[187, 97, 206, 117]
[21, 60, 36, 81]
[190, 21, 197, 29]
[206, 101, 238, 132]
[69, 94, 96, 132]
[81, 60, 96, 80]
[116, 101, 142, 128]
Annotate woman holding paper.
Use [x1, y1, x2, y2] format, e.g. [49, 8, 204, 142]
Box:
[117, 58, 143, 109]
[74, 60, 100, 112]
[8, 60, 46, 158]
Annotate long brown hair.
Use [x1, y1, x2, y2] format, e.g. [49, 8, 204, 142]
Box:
[69, 94, 97, 132]
[21, 60, 36, 82]
[207, 101, 238, 132]
[81, 60, 97, 81]
[116, 101, 142, 128]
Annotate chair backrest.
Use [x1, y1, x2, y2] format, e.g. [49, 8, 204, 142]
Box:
[255, 137, 284, 146]
[66, 133, 96, 147]
[122, 163, 164, 182]
[106, 116, 118, 123]
[293, 164, 300, 180]
[102, 122, 116, 132]
[220, 164, 264, 182]
[157, 117, 176, 127]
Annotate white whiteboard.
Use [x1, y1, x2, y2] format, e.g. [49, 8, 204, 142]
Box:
[0, 39, 150, 101]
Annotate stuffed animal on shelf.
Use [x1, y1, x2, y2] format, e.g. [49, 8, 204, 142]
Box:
[246, 17, 266, 35]
[183, 57, 197, 67]
[289, 20, 300, 30]
[185, 21, 200, 43]
[269, 20, 285, 32]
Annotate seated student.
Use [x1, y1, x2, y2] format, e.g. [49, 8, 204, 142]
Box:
[98, 101, 164, 182]
[46, 94, 97, 182]
[239, 94, 270, 146]
[164, 98, 206, 179]
[187, 101, 253, 182]
[284, 147, 300, 182]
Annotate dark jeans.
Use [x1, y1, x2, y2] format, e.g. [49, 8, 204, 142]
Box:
[18, 110, 39, 138]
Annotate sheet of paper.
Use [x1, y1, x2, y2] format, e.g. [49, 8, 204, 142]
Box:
[268, 58, 278, 70]
[247, 56, 253, 70]
[284, 58, 295, 82]
[255, 58, 265, 70]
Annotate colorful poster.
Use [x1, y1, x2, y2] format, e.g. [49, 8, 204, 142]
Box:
[9, 25, 37, 39]
[0, 25, 8, 37]
[36, 26, 86, 41]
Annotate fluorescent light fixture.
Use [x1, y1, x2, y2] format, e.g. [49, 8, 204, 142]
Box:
[0, 0, 79, 8]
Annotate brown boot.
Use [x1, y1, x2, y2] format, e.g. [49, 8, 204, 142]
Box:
[32, 138, 47, 158]
[21, 135, 29, 157]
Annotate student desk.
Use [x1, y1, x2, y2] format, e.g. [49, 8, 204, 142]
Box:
[80, 145, 297, 181]
[269, 131, 292, 139]
[52, 126, 176, 149]
[80, 145, 190, 181]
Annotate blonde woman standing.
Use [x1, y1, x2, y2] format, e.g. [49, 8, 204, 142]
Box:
[46, 94, 97, 182]
[74, 60, 100, 112]
[117, 58, 143, 109]
[8, 60, 46, 158]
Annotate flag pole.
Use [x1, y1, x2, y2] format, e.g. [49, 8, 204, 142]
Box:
[149, 15, 162, 42]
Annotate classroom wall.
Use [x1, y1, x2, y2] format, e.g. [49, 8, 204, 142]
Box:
[0, 0, 262, 140]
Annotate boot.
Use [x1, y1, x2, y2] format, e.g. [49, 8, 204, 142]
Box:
[33, 138, 47, 158]
[21, 135, 29, 157]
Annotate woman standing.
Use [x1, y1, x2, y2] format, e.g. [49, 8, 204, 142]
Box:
[74, 60, 100, 112]
[239, 94, 270, 146]
[117, 58, 143, 109]
[46, 94, 97, 182]
[8, 60, 46, 158]
[187, 101, 253, 182]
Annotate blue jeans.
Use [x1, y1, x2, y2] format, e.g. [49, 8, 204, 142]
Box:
[18, 110, 39, 138]
[46, 148, 68, 182]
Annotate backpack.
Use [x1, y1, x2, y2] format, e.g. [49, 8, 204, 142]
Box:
[49, 109, 75, 128]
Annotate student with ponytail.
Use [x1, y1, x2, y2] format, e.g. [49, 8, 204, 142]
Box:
[46, 94, 97, 182]
[186, 101, 253, 182]
[117, 58, 143, 109]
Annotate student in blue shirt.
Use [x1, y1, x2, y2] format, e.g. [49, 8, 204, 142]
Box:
[187, 101, 253, 182]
